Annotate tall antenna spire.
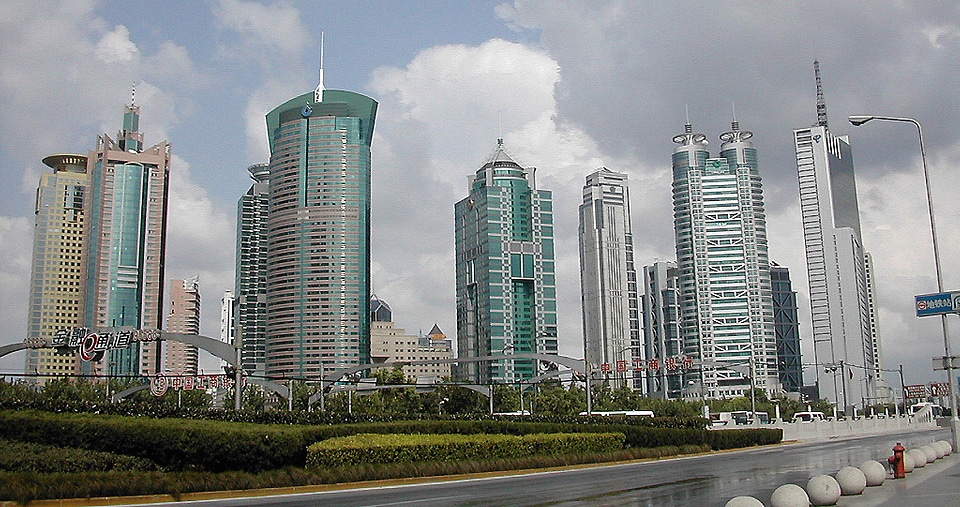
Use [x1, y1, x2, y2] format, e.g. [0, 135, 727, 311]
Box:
[720, 102, 753, 143]
[815, 59, 828, 127]
[130, 82, 136, 106]
[314, 31, 325, 103]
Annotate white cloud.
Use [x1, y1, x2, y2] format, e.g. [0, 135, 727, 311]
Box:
[0, 216, 33, 373]
[213, 0, 310, 55]
[95, 25, 139, 64]
[923, 24, 960, 49]
[163, 154, 237, 370]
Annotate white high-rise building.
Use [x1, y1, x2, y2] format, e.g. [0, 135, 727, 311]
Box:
[794, 61, 878, 411]
[672, 119, 779, 399]
[578, 168, 641, 389]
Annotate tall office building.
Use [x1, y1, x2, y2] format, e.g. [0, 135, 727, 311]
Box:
[164, 277, 200, 375]
[24, 154, 90, 383]
[794, 61, 877, 410]
[454, 140, 559, 384]
[578, 168, 641, 389]
[641, 261, 682, 399]
[235, 163, 269, 375]
[263, 65, 377, 378]
[771, 264, 802, 393]
[672, 119, 779, 399]
[85, 99, 171, 376]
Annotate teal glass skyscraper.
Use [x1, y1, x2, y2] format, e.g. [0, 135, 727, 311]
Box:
[263, 72, 377, 378]
[454, 141, 558, 384]
[672, 120, 779, 399]
[85, 99, 171, 377]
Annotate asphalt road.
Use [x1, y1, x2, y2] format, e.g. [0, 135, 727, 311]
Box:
[122, 429, 949, 507]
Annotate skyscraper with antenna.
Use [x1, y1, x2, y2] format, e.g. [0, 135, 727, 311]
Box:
[794, 61, 879, 411]
[262, 35, 377, 378]
[85, 95, 171, 376]
[672, 114, 779, 399]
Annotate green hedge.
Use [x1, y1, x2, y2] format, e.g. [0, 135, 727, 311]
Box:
[706, 428, 782, 449]
[307, 432, 625, 468]
[0, 439, 158, 473]
[0, 411, 779, 473]
[0, 410, 305, 473]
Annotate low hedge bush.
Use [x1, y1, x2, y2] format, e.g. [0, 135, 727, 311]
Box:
[0, 439, 159, 473]
[306, 432, 626, 468]
[0, 411, 779, 473]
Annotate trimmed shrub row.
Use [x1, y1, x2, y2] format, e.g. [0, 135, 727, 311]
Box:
[0, 444, 713, 504]
[306, 432, 626, 468]
[0, 439, 159, 473]
[0, 410, 780, 473]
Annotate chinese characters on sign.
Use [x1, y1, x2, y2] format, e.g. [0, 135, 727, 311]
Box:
[598, 355, 695, 374]
[23, 327, 163, 362]
[904, 384, 929, 400]
[149, 374, 236, 397]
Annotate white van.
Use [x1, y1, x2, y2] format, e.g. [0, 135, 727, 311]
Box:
[792, 411, 826, 423]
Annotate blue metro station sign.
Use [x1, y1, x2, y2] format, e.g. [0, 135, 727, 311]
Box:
[915, 291, 960, 317]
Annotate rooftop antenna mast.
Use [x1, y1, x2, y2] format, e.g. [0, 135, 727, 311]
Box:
[814, 59, 828, 127]
[130, 82, 136, 106]
[315, 31, 325, 103]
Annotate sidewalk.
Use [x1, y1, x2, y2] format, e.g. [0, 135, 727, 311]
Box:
[837, 449, 960, 507]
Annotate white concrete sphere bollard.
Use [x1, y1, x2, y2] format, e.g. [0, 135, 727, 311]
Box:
[909, 449, 927, 468]
[937, 440, 952, 456]
[836, 466, 867, 495]
[859, 460, 886, 486]
[931, 443, 945, 459]
[770, 483, 810, 507]
[724, 496, 765, 507]
[903, 450, 915, 472]
[920, 445, 938, 463]
[806, 474, 841, 506]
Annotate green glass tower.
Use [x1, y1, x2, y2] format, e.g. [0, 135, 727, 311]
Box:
[263, 78, 377, 378]
[85, 100, 171, 377]
[454, 141, 559, 384]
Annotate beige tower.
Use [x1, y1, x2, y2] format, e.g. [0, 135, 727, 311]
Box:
[165, 277, 200, 375]
[24, 155, 90, 383]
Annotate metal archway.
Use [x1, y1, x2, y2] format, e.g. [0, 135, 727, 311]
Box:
[307, 353, 585, 407]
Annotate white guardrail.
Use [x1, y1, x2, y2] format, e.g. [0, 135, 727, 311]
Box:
[711, 406, 939, 441]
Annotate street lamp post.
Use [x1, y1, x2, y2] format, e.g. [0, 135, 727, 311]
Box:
[849, 115, 960, 450]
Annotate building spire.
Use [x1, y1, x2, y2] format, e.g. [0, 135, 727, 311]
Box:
[672, 106, 707, 146]
[814, 59, 829, 128]
[314, 31, 325, 103]
[130, 82, 136, 106]
[720, 103, 753, 143]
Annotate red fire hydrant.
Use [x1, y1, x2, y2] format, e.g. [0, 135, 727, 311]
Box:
[889, 442, 906, 479]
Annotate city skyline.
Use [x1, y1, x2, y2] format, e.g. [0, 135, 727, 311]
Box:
[3, 2, 960, 389]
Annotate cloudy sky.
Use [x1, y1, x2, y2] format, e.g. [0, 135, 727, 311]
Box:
[2, 1, 959, 390]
